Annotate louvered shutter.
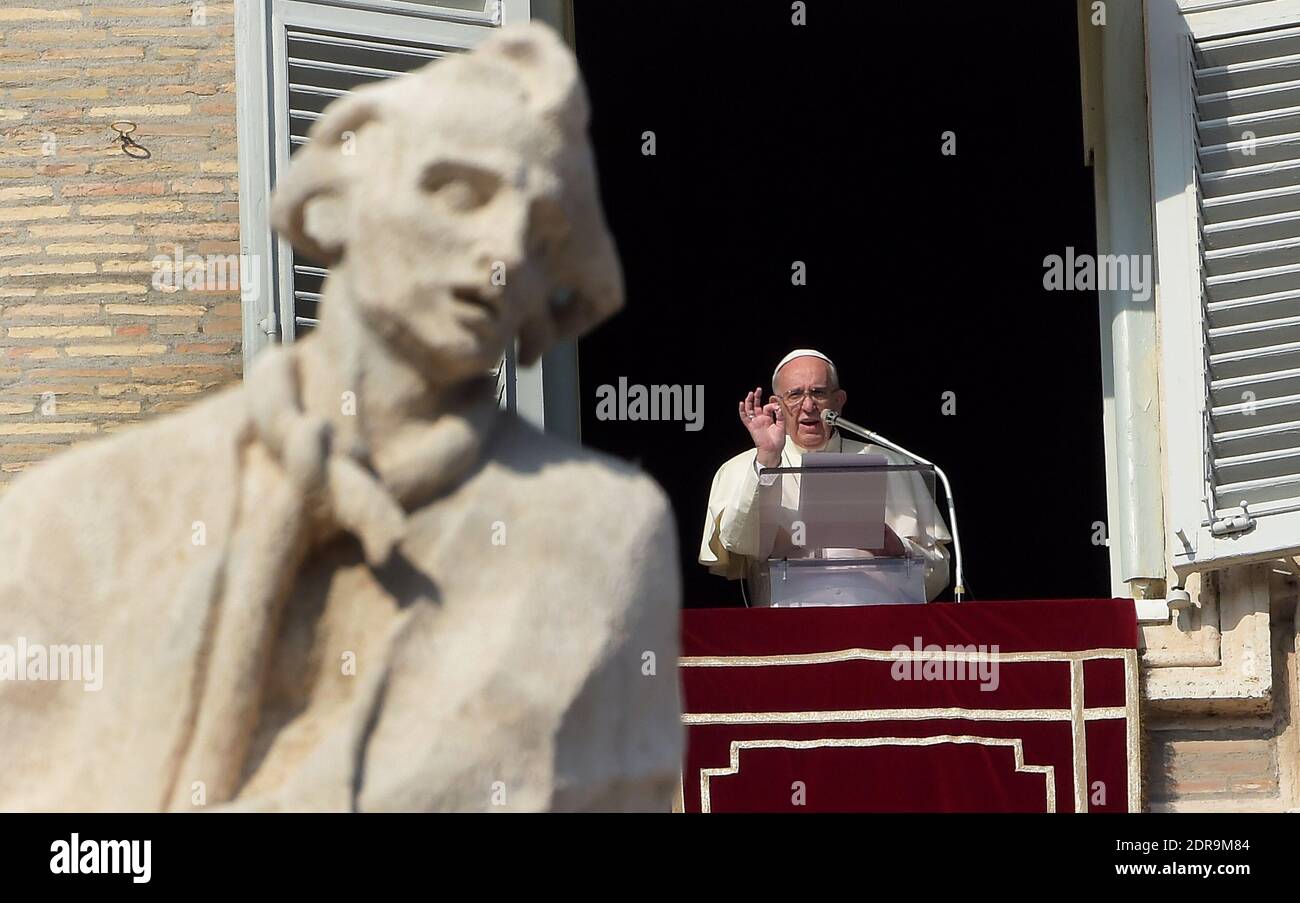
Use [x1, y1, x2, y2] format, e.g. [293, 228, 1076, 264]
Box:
[1150, 0, 1300, 575]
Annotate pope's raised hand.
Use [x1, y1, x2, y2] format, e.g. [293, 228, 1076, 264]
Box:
[738, 387, 785, 468]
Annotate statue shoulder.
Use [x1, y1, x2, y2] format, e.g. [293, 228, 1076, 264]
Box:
[483, 412, 674, 529]
[471, 412, 680, 603]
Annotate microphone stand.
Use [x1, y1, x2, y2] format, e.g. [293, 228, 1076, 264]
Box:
[822, 410, 966, 602]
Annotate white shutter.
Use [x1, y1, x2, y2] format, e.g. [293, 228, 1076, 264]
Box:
[1149, 0, 1300, 576]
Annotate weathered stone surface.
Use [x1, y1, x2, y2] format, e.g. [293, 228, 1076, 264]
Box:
[0, 23, 683, 812]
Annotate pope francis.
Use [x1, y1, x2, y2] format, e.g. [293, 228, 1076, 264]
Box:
[698, 349, 952, 603]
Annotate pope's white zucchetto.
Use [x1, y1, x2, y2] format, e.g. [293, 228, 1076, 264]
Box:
[772, 349, 838, 390]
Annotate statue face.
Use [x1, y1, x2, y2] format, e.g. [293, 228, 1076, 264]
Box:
[272, 24, 623, 383]
[341, 104, 558, 381]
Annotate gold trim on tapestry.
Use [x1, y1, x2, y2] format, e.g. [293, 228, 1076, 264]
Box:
[681, 647, 1138, 667]
[681, 646, 1143, 812]
[699, 736, 1056, 814]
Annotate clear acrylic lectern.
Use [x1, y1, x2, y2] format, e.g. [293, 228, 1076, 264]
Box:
[750, 453, 940, 607]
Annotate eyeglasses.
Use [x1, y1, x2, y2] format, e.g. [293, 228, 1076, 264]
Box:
[779, 387, 833, 407]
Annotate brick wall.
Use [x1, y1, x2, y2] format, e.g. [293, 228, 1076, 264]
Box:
[0, 1, 242, 493]
[1149, 734, 1280, 802]
[1145, 596, 1299, 811]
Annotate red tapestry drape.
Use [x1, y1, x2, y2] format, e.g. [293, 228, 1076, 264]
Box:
[679, 599, 1140, 813]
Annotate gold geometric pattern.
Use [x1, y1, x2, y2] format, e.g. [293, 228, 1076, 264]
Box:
[681, 646, 1141, 813]
[700, 735, 1057, 813]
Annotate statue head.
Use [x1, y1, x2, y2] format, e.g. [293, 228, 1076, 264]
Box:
[270, 22, 624, 382]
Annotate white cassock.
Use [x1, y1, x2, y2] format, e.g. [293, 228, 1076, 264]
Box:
[699, 430, 953, 603]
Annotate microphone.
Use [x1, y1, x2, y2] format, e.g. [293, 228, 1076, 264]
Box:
[821, 409, 966, 602]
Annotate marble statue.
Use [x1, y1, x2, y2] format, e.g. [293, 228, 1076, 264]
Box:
[0, 22, 683, 812]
